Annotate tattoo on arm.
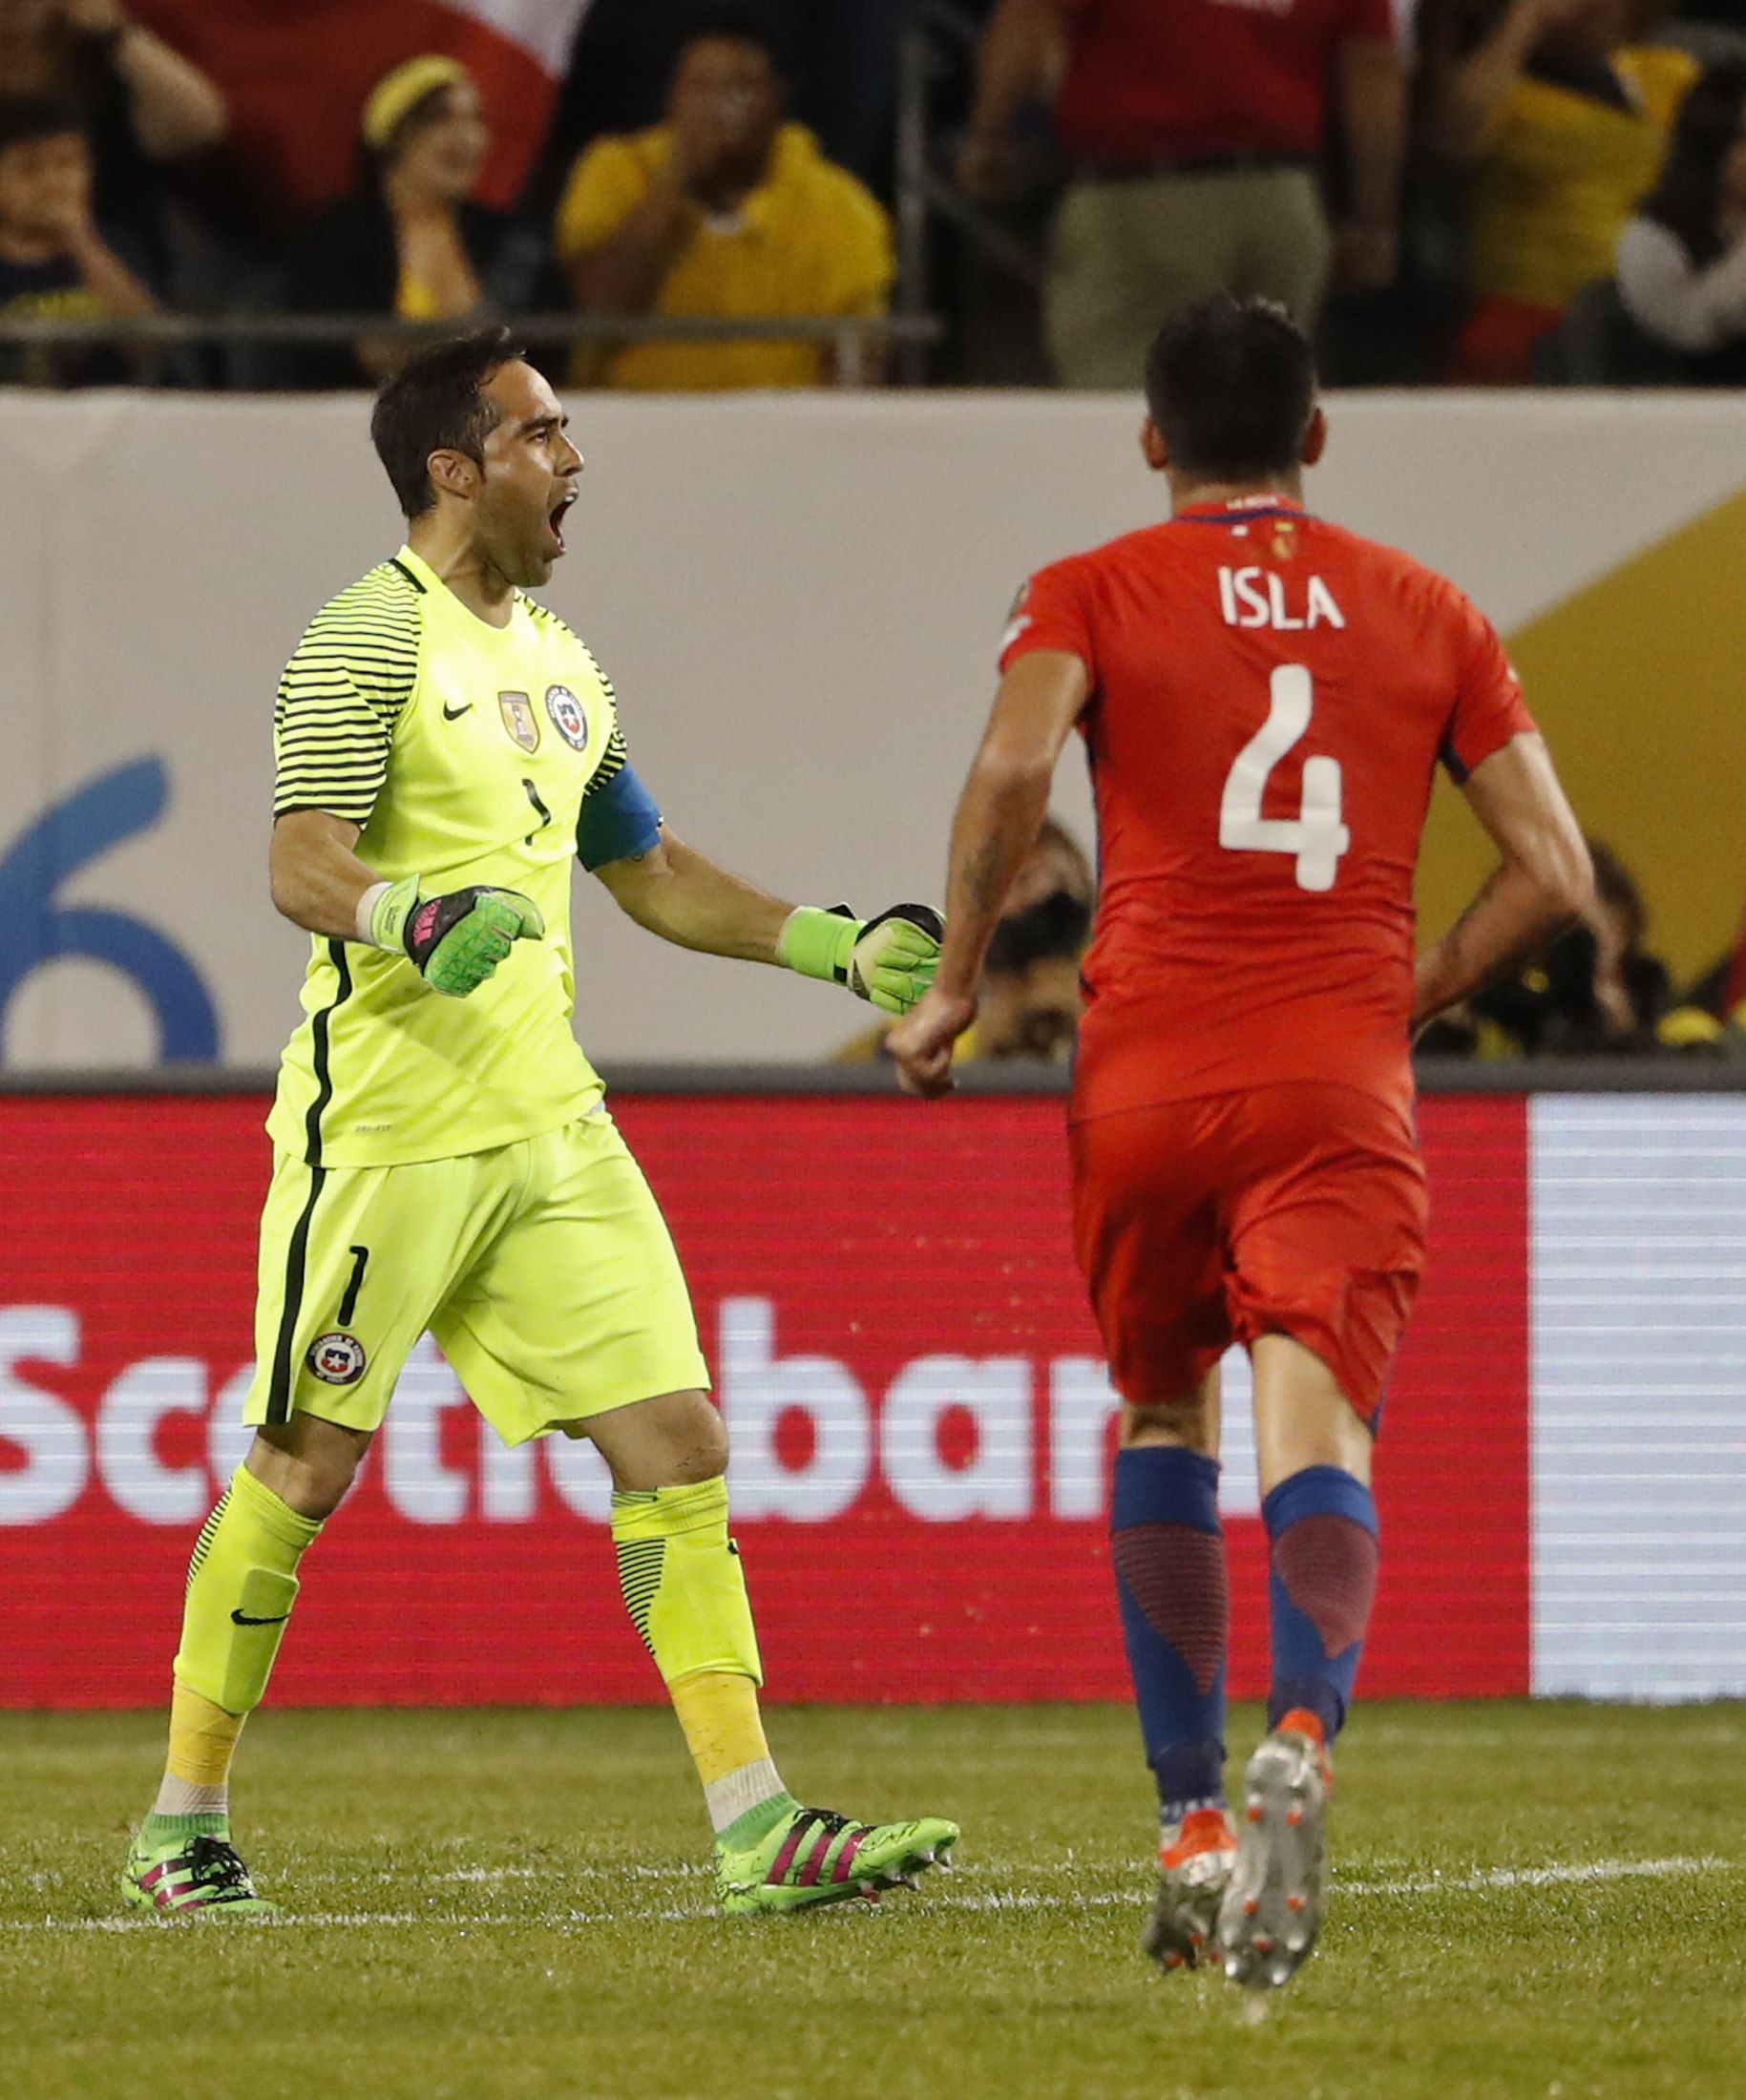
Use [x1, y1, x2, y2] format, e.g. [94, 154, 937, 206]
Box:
[959, 838, 1006, 913]
[1441, 869, 1505, 973]
[1453, 867, 1551, 988]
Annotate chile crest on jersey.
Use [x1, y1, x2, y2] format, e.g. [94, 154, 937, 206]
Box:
[546, 684, 589, 751]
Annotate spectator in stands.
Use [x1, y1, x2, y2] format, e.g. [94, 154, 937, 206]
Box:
[0, 0, 227, 273]
[1418, 838, 1672, 1055]
[835, 817, 1093, 1063]
[957, 0, 1405, 389]
[1429, 0, 1695, 383]
[1613, 61, 1746, 380]
[284, 55, 541, 390]
[0, 92, 158, 386]
[972, 875, 1092, 1061]
[555, 7, 894, 390]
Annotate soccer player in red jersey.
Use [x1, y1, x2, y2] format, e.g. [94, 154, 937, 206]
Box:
[890, 295, 1591, 1989]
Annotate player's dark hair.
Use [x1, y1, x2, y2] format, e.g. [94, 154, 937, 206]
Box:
[370, 326, 525, 520]
[681, 3, 788, 73]
[986, 889, 1092, 976]
[0, 94, 85, 161]
[1144, 295, 1318, 481]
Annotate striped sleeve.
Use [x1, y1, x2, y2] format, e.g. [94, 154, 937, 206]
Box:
[585, 722, 630, 799]
[272, 562, 422, 823]
[577, 640, 630, 800]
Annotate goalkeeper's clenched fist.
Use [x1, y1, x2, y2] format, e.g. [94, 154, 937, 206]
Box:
[367, 875, 545, 998]
[777, 902, 945, 1016]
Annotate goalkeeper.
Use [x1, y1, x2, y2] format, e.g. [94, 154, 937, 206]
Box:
[122, 327, 957, 1921]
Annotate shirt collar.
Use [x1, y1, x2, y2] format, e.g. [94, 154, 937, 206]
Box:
[393, 544, 441, 593]
[1176, 494, 1310, 524]
[393, 544, 521, 633]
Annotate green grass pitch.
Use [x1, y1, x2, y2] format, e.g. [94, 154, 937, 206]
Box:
[4, 1702, 1742, 2100]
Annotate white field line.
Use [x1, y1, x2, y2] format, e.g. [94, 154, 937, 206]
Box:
[3, 1854, 1730, 1935]
[1339, 1855, 1729, 1898]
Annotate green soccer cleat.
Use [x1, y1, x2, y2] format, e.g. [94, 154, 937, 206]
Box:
[122, 1816, 279, 1921]
[716, 1803, 959, 1917]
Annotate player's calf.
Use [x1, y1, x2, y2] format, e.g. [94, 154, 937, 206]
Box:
[1218, 1461, 1377, 1988]
[1107, 1442, 1234, 1970]
[123, 1461, 326, 1918]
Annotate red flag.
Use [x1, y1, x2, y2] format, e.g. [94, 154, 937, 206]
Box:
[136, 0, 595, 220]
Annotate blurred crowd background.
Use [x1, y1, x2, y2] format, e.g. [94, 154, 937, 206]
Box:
[11, 0, 1746, 392]
[846, 816, 1746, 1071]
[3, 0, 1741, 1072]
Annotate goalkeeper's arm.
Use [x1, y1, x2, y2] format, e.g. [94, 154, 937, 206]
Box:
[269, 808, 542, 998]
[592, 830, 943, 1016]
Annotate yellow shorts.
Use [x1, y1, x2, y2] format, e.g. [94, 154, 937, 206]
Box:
[242, 1109, 709, 1444]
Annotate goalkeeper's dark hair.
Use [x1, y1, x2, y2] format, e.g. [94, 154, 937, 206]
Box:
[370, 326, 526, 520]
[1143, 294, 1318, 480]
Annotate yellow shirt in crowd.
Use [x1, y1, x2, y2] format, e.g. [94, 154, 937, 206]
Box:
[1468, 48, 1697, 309]
[555, 121, 894, 390]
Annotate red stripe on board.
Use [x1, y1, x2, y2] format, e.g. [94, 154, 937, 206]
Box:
[0, 1092, 1531, 1708]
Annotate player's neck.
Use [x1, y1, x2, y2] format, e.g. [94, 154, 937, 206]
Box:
[1168, 472, 1304, 517]
[406, 520, 516, 629]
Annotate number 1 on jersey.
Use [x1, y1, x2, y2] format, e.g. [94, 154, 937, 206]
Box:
[1218, 664, 1350, 892]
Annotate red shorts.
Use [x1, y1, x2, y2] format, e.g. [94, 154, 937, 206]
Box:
[1069, 1083, 1427, 1421]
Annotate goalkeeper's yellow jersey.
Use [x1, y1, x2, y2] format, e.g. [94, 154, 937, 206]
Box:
[267, 547, 626, 1168]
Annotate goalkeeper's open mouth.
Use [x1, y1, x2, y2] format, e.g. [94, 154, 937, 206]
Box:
[546, 494, 577, 555]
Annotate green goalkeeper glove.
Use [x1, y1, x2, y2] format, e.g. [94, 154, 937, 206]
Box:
[778, 902, 945, 1016]
[368, 876, 545, 998]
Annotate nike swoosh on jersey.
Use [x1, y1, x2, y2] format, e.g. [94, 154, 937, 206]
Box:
[443, 701, 473, 720]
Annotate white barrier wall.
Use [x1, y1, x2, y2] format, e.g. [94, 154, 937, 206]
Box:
[1529, 1097, 1746, 1699]
[4, 389, 1746, 1069]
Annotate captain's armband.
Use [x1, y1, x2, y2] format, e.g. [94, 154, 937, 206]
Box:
[577, 761, 663, 872]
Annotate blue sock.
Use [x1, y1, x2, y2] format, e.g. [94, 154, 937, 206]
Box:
[1262, 1465, 1380, 1742]
[1110, 1446, 1228, 1819]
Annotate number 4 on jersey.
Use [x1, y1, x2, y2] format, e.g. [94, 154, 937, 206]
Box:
[1218, 664, 1350, 892]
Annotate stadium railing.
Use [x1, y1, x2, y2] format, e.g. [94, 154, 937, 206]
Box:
[895, 0, 1046, 385]
[0, 312, 945, 390]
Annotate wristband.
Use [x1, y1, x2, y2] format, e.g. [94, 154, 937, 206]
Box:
[355, 881, 389, 945]
[362, 875, 421, 953]
[776, 904, 855, 984]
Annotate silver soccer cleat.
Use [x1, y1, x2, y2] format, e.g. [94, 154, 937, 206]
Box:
[1217, 1728, 1331, 1990]
[1141, 1808, 1239, 1973]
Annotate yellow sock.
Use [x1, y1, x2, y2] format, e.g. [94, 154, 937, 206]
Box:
[670, 1670, 770, 1788]
[151, 1465, 322, 1820]
[166, 1684, 246, 1789]
[611, 1480, 792, 1838]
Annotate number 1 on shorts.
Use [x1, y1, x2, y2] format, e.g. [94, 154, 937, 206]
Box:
[1219, 664, 1350, 893]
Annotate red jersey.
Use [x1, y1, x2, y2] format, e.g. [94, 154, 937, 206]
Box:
[1000, 497, 1536, 1124]
[1052, 0, 1394, 167]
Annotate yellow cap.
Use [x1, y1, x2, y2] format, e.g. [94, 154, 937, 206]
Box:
[362, 53, 469, 151]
